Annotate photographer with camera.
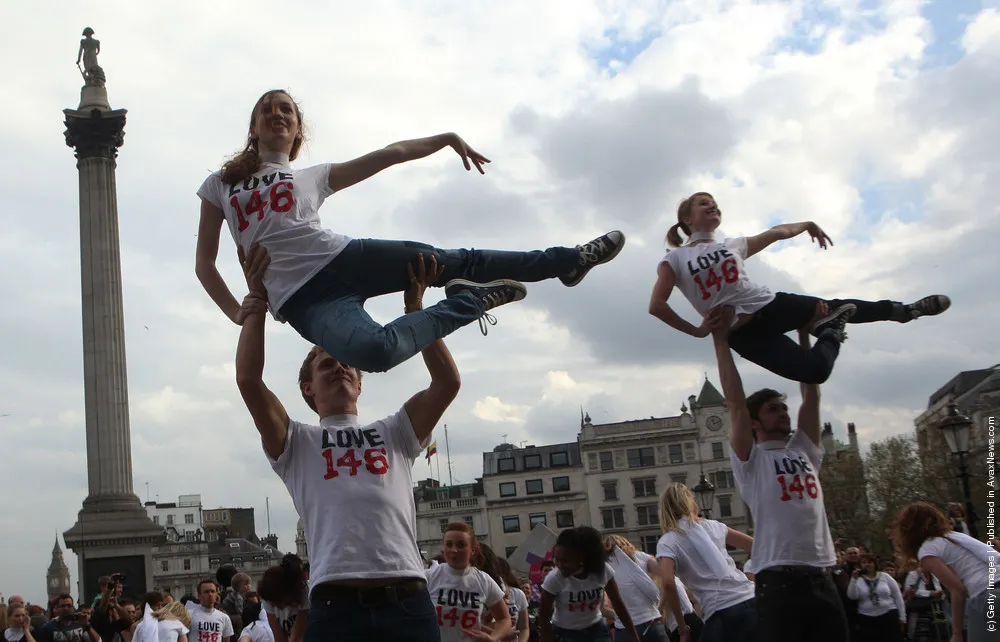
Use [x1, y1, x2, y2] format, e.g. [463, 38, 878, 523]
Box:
[37, 595, 99, 642]
[89, 575, 133, 642]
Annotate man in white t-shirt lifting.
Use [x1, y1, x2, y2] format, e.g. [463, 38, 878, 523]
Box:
[710, 305, 848, 642]
[235, 245, 459, 642]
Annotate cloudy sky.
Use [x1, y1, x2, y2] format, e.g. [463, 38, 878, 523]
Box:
[2, 0, 998, 602]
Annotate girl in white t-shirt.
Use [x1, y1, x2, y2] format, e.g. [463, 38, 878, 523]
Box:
[143, 602, 191, 642]
[425, 523, 511, 642]
[196, 90, 625, 374]
[490, 559, 530, 642]
[237, 601, 274, 642]
[846, 554, 906, 642]
[894, 502, 994, 642]
[539, 527, 640, 642]
[648, 191, 950, 384]
[257, 555, 308, 642]
[655, 484, 756, 642]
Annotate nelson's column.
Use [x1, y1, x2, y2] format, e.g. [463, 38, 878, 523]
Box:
[62, 28, 161, 602]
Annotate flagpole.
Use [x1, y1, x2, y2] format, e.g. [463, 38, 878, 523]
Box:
[445, 424, 454, 487]
[436, 452, 442, 486]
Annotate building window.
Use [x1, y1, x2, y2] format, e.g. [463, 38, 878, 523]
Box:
[184, 585, 194, 597]
[718, 495, 732, 518]
[640, 535, 659, 554]
[463, 515, 474, 527]
[550, 451, 569, 467]
[153, 516, 160, 525]
[556, 510, 575, 528]
[437, 489, 450, 500]
[627, 447, 655, 468]
[602, 481, 618, 501]
[525, 479, 544, 495]
[209, 558, 220, 570]
[160, 560, 169, 572]
[498, 457, 515, 473]
[505, 546, 518, 558]
[460, 486, 473, 498]
[711, 471, 735, 489]
[712, 442, 725, 460]
[599, 451, 614, 471]
[632, 478, 656, 498]
[233, 558, 243, 568]
[601, 508, 625, 529]
[499, 482, 517, 497]
[184, 513, 194, 525]
[166, 515, 174, 526]
[670, 472, 688, 485]
[524, 454, 542, 469]
[637, 504, 659, 526]
[668, 444, 683, 464]
[529, 513, 547, 528]
[503, 516, 521, 533]
[552, 476, 570, 492]
[439, 519, 449, 533]
[183, 559, 191, 570]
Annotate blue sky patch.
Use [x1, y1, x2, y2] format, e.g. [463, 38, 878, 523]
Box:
[590, 27, 661, 75]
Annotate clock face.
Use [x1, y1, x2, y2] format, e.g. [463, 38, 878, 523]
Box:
[707, 415, 723, 431]
[50, 578, 59, 587]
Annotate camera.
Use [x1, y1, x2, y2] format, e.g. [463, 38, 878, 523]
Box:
[110, 573, 125, 586]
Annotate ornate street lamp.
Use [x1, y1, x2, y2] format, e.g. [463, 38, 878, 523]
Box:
[937, 403, 979, 539]
[693, 473, 716, 518]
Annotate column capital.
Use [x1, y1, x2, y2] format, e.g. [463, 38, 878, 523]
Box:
[64, 108, 127, 160]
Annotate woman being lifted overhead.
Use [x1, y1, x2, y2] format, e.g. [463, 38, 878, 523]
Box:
[196, 89, 624, 373]
[648, 192, 949, 384]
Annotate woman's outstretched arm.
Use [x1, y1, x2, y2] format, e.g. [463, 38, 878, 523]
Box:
[745, 221, 832, 258]
[195, 199, 242, 323]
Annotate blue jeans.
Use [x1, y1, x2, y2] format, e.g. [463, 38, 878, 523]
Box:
[281, 239, 580, 372]
[304, 583, 440, 642]
[966, 590, 990, 642]
[553, 621, 611, 642]
[636, 620, 669, 642]
[700, 598, 758, 642]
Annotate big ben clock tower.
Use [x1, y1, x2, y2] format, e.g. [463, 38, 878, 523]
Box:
[47, 537, 72, 601]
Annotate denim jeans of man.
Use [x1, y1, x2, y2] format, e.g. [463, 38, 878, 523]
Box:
[755, 569, 849, 642]
[281, 238, 580, 372]
[699, 598, 758, 642]
[728, 292, 899, 384]
[634, 619, 669, 642]
[305, 583, 440, 642]
[552, 621, 611, 642]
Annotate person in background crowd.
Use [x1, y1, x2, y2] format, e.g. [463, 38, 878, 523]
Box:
[904, 565, 949, 642]
[832, 547, 861, 642]
[602, 534, 677, 642]
[4, 603, 37, 642]
[27, 606, 47, 636]
[37, 595, 99, 642]
[258, 555, 308, 642]
[894, 502, 994, 642]
[946, 504, 970, 535]
[237, 601, 271, 642]
[491, 558, 530, 642]
[92, 580, 111, 610]
[151, 602, 191, 642]
[186, 581, 233, 642]
[131, 593, 166, 642]
[90, 578, 133, 642]
[846, 554, 905, 642]
[221, 573, 252, 639]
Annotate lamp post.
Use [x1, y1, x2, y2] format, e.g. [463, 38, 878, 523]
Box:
[693, 473, 716, 518]
[937, 402, 979, 540]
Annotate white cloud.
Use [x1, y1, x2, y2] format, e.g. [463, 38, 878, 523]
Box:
[472, 397, 531, 424]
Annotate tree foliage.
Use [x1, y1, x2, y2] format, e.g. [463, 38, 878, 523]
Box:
[863, 435, 930, 556]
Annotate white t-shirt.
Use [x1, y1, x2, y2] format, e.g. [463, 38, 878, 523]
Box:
[155, 620, 189, 642]
[904, 570, 943, 598]
[238, 621, 273, 642]
[660, 237, 775, 324]
[847, 573, 906, 622]
[630, 551, 694, 632]
[731, 431, 836, 571]
[425, 564, 506, 642]
[918, 533, 995, 599]
[197, 160, 351, 321]
[269, 408, 429, 591]
[656, 518, 755, 622]
[607, 551, 661, 629]
[541, 563, 614, 630]
[186, 605, 234, 642]
[261, 590, 307, 637]
[500, 586, 529, 641]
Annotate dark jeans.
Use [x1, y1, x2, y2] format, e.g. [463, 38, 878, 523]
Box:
[281, 239, 580, 372]
[553, 621, 611, 642]
[667, 613, 705, 642]
[856, 611, 903, 642]
[304, 582, 441, 642]
[700, 598, 758, 642]
[729, 292, 898, 384]
[755, 569, 849, 642]
[627, 619, 669, 642]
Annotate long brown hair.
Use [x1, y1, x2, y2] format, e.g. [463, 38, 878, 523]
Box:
[666, 191, 713, 247]
[221, 89, 305, 186]
[892, 502, 952, 561]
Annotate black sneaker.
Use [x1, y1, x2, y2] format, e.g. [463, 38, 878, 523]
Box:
[559, 230, 626, 287]
[901, 294, 951, 322]
[445, 278, 527, 335]
[810, 303, 857, 341]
